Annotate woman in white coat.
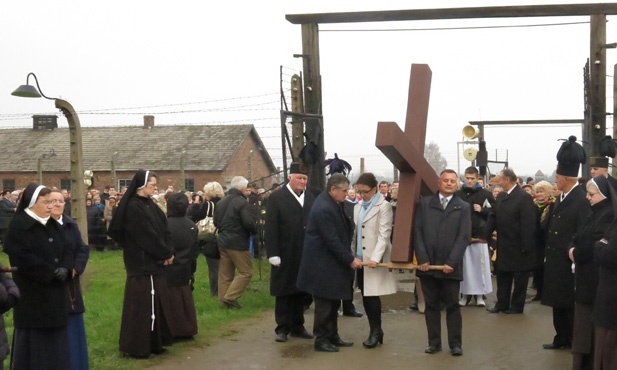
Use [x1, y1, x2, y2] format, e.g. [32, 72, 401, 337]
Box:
[352, 173, 397, 348]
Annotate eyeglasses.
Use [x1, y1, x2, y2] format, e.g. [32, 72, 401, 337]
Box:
[38, 199, 60, 206]
[356, 187, 375, 195]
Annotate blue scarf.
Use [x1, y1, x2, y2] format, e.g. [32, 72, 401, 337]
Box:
[356, 192, 380, 259]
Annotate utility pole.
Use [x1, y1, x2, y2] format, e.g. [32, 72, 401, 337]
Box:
[291, 74, 304, 160]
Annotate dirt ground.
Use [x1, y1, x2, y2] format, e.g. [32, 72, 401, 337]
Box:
[147, 278, 571, 370]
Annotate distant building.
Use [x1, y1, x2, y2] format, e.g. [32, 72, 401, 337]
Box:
[0, 117, 277, 193]
[535, 170, 545, 183]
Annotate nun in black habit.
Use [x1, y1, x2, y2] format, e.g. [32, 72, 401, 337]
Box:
[108, 170, 176, 358]
[5, 183, 73, 370]
[165, 192, 199, 339]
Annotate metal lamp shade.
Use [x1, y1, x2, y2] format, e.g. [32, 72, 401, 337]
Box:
[11, 84, 42, 98]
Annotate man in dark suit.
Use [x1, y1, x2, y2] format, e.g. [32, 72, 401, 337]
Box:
[415, 169, 471, 356]
[542, 138, 591, 350]
[589, 156, 617, 191]
[297, 173, 363, 353]
[266, 163, 315, 343]
[485, 168, 537, 315]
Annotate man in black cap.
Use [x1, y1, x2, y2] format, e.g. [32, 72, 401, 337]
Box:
[266, 162, 315, 343]
[589, 156, 617, 191]
[542, 136, 592, 350]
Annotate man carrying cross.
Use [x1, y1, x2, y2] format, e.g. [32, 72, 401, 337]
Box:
[414, 169, 471, 356]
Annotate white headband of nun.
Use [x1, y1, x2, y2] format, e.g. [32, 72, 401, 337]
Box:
[590, 178, 607, 199]
[28, 185, 46, 209]
[137, 171, 150, 190]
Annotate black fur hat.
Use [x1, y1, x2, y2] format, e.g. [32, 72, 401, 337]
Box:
[556, 136, 586, 177]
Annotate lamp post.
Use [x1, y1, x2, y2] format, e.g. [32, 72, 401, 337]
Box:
[37, 149, 57, 184]
[12, 73, 88, 244]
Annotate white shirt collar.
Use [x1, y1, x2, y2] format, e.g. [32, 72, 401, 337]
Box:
[286, 183, 305, 207]
[25, 208, 50, 225]
[561, 182, 578, 201]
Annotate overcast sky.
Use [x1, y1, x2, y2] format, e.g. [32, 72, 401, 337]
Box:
[2, 1, 617, 181]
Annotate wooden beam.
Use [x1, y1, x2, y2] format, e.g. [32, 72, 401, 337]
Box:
[286, 3, 617, 24]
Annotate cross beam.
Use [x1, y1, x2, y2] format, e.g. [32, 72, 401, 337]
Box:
[286, 3, 617, 24]
[376, 64, 439, 262]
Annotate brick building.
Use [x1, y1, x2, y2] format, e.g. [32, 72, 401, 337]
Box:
[0, 118, 279, 193]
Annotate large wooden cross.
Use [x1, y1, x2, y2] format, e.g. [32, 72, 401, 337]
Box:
[376, 64, 439, 262]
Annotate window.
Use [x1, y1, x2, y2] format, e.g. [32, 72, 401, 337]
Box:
[184, 178, 195, 192]
[60, 179, 71, 191]
[2, 179, 15, 191]
[118, 179, 132, 191]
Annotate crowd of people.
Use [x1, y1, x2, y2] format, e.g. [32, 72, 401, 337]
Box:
[0, 134, 616, 369]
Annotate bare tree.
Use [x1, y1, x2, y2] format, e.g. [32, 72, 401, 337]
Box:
[424, 142, 448, 174]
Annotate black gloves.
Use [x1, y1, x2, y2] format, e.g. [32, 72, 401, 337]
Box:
[54, 267, 69, 281]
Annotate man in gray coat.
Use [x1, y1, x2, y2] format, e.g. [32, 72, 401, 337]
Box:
[415, 169, 471, 356]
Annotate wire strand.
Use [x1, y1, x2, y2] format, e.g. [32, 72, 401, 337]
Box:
[320, 20, 590, 33]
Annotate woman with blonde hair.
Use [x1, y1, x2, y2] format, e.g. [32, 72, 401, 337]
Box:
[531, 180, 555, 301]
[190, 182, 225, 296]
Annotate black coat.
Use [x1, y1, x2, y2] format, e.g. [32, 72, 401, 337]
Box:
[485, 184, 537, 272]
[165, 216, 199, 286]
[296, 191, 354, 300]
[0, 270, 18, 361]
[213, 188, 256, 251]
[593, 224, 617, 330]
[572, 200, 613, 304]
[0, 198, 15, 230]
[414, 193, 471, 281]
[60, 215, 89, 314]
[455, 185, 494, 239]
[4, 212, 73, 329]
[120, 195, 174, 277]
[266, 186, 315, 296]
[542, 185, 592, 308]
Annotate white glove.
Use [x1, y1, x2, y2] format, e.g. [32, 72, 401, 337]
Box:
[268, 256, 281, 267]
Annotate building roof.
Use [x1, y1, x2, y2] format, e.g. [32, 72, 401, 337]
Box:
[0, 124, 276, 173]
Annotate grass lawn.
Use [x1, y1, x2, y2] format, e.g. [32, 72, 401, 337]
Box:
[0, 250, 274, 370]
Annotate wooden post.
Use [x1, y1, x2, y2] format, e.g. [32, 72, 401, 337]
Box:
[586, 14, 607, 176]
[301, 23, 325, 190]
[55, 99, 88, 244]
[291, 74, 304, 160]
[613, 64, 617, 177]
[360, 157, 365, 174]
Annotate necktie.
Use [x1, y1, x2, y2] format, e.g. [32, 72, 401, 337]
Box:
[441, 197, 448, 209]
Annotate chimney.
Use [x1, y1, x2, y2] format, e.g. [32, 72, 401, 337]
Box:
[144, 115, 154, 129]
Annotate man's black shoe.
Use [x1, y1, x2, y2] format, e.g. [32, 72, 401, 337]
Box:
[424, 345, 442, 354]
[342, 309, 363, 318]
[486, 306, 506, 314]
[330, 336, 354, 347]
[290, 329, 313, 339]
[275, 332, 288, 342]
[450, 346, 463, 356]
[315, 340, 339, 352]
[504, 309, 523, 314]
[221, 299, 243, 309]
[542, 343, 571, 350]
